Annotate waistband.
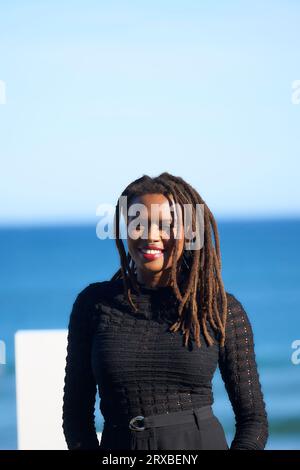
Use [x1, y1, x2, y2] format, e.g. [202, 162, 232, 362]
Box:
[104, 405, 214, 432]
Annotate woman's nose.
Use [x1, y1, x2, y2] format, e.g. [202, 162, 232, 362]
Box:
[147, 223, 161, 241]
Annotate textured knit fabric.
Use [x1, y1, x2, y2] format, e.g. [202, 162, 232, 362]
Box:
[62, 278, 269, 450]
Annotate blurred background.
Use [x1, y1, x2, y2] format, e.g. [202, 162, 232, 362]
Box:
[0, 0, 300, 450]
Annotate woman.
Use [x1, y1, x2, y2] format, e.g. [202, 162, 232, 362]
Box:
[62, 172, 269, 450]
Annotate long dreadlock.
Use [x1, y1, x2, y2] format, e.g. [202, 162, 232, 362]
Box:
[110, 172, 228, 348]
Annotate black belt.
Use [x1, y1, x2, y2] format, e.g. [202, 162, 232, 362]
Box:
[104, 405, 214, 432]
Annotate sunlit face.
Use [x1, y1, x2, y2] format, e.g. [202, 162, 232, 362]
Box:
[126, 193, 185, 286]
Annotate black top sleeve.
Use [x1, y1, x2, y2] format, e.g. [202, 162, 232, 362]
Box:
[62, 288, 100, 449]
[218, 293, 269, 450]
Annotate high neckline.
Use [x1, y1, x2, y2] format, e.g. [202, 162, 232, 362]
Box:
[136, 279, 174, 294]
[113, 278, 179, 323]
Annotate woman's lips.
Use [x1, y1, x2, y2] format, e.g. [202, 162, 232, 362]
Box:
[138, 248, 165, 261]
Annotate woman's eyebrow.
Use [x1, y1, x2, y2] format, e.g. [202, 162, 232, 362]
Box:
[128, 215, 173, 221]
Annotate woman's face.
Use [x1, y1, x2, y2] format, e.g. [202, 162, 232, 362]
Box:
[126, 193, 185, 286]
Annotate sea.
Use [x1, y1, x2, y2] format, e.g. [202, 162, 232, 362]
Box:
[0, 219, 299, 449]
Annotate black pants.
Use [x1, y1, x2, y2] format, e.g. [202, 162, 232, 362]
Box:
[99, 406, 229, 450]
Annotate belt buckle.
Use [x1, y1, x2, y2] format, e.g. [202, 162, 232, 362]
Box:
[129, 415, 145, 431]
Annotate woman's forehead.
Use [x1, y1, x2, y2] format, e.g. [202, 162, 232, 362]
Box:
[129, 205, 173, 218]
[128, 194, 176, 219]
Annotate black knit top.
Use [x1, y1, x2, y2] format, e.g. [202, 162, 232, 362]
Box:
[62, 278, 269, 450]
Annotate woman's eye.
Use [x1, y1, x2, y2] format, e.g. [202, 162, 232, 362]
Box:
[160, 221, 174, 230]
[135, 222, 146, 231]
[133, 220, 174, 232]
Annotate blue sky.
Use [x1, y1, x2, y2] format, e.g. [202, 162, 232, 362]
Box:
[0, 0, 299, 225]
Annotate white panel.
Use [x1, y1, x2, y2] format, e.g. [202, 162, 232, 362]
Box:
[14, 330, 101, 450]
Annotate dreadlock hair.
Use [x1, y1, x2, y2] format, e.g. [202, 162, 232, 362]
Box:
[110, 172, 228, 348]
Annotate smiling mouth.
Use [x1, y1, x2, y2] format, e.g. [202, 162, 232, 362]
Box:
[139, 248, 164, 254]
[138, 247, 165, 260]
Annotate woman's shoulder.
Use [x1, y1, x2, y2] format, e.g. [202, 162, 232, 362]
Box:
[75, 278, 123, 306]
[225, 290, 247, 314]
[223, 290, 254, 334]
